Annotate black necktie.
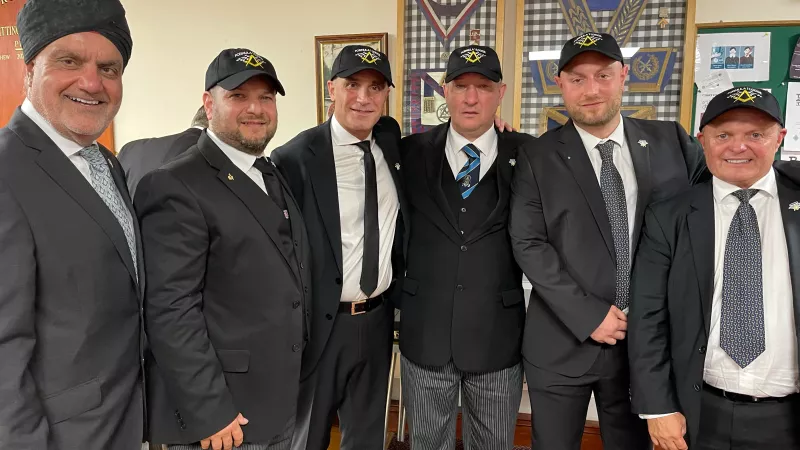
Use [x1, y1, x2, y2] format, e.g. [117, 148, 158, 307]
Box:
[596, 140, 630, 311]
[356, 140, 379, 297]
[253, 157, 287, 212]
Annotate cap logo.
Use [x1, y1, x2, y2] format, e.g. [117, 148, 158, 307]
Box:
[727, 87, 762, 103]
[460, 47, 486, 64]
[354, 48, 381, 64]
[235, 51, 265, 69]
[574, 32, 602, 48]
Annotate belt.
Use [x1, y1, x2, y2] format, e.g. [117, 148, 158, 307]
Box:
[703, 382, 799, 403]
[338, 295, 384, 316]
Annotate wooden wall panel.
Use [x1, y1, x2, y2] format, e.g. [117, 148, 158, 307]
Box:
[0, 0, 115, 151]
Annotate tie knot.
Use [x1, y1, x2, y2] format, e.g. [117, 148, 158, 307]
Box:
[462, 143, 480, 161]
[596, 140, 616, 160]
[78, 144, 105, 169]
[732, 189, 759, 204]
[356, 140, 372, 153]
[253, 157, 275, 175]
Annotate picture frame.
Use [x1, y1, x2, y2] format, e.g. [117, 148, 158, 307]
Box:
[314, 32, 389, 124]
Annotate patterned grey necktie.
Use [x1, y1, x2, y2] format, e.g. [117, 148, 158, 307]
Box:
[721, 189, 765, 368]
[79, 144, 138, 280]
[596, 140, 629, 310]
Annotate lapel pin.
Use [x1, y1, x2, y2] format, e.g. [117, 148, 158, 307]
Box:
[227, 173, 234, 181]
[509, 158, 516, 167]
[395, 163, 401, 170]
[789, 201, 800, 211]
[638, 139, 648, 147]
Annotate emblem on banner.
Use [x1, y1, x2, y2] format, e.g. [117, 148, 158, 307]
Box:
[529, 60, 561, 95]
[628, 48, 677, 93]
[556, 0, 648, 47]
[415, 0, 485, 49]
[409, 69, 450, 133]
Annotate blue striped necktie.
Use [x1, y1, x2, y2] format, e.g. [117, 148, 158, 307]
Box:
[456, 143, 481, 199]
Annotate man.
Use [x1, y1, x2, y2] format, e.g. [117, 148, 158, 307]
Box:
[271, 45, 407, 449]
[137, 48, 311, 450]
[725, 47, 740, 68]
[509, 32, 707, 450]
[398, 45, 530, 449]
[629, 87, 800, 450]
[0, 1, 143, 449]
[740, 47, 754, 66]
[118, 106, 207, 196]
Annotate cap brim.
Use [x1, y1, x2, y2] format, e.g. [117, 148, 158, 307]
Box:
[700, 103, 785, 130]
[444, 67, 502, 83]
[558, 49, 624, 74]
[215, 70, 286, 96]
[332, 66, 394, 87]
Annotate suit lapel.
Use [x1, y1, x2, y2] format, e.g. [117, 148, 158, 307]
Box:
[556, 121, 616, 260]
[197, 133, 297, 274]
[687, 182, 715, 336]
[307, 122, 344, 275]
[775, 168, 800, 358]
[623, 117, 652, 254]
[374, 121, 410, 256]
[424, 124, 461, 238]
[11, 110, 140, 287]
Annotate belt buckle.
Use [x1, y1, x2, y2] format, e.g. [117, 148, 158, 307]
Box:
[351, 299, 367, 316]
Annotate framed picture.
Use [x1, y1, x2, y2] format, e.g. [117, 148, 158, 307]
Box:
[314, 32, 389, 124]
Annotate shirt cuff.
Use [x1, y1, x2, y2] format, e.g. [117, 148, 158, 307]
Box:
[639, 412, 678, 419]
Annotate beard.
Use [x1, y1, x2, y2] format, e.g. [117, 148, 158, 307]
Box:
[211, 118, 277, 156]
[566, 93, 622, 128]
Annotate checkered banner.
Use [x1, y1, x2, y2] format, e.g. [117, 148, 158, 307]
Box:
[519, 0, 688, 136]
[401, 0, 500, 135]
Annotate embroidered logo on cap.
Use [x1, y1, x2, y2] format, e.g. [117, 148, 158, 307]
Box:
[354, 48, 381, 64]
[235, 51, 265, 68]
[573, 32, 603, 48]
[460, 47, 486, 63]
[727, 87, 762, 103]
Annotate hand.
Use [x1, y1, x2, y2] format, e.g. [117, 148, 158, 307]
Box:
[647, 413, 688, 450]
[493, 116, 516, 132]
[200, 413, 249, 450]
[590, 305, 627, 345]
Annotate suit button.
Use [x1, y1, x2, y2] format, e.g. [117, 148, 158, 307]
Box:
[294, 240, 299, 247]
[335, 277, 342, 285]
[292, 343, 301, 352]
[699, 346, 706, 354]
[304, 286, 309, 293]
[292, 301, 301, 309]
[456, 285, 464, 291]
[460, 245, 467, 252]
[461, 207, 467, 213]
[180, 423, 187, 430]
[174, 411, 180, 418]
[326, 314, 333, 320]
[694, 384, 701, 392]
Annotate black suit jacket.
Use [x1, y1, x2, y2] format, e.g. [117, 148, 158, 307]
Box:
[136, 132, 311, 444]
[628, 161, 800, 449]
[118, 127, 203, 197]
[271, 116, 408, 379]
[0, 109, 145, 450]
[398, 123, 531, 372]
[509, 118, 708, 377]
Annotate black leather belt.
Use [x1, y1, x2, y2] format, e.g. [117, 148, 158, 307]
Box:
[338, 295, 384, 315]
[703, 382, 799, 403]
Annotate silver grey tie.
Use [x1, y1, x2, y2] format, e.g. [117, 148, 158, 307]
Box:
[596, 140, 629, 311]
[79, 144, 138, 280]
[721, 189, 765, 368]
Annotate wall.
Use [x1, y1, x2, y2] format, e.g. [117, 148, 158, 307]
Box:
[695, 0, 799, 23]
[115, 0, 397, 151]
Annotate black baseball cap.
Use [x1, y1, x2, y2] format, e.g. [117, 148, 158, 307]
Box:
[558, 32, 624, 74]
[330, 45, 394, 87]
[445, 45, 502, 83]
[700, 86, 784, 130]
[205, 48, 285, 95]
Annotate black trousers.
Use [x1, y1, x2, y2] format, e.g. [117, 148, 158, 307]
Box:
[696, 387, 800, 450]
[524, 343, 650, 450]
[294, 301, 393, 450]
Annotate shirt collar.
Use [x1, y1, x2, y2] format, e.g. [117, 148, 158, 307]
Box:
[206, 129, 263, 174]
[574, 116, 625, 154]
[713, 168, 778, 203]
[20, 98, 91, 157]
[331, 114, 373, 147]
[446, 124, 498, 156]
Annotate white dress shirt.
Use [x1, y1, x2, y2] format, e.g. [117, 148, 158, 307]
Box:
[705, 169, 799, 397]
[20, 99, 92, 182]
[330, 115, 400, 302]
[574, 117, 638, 254]
[206, 129, 269, 195]
[444, 125, 498, 179]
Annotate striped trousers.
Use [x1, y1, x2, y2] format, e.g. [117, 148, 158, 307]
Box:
[401, 356, 523, 450]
